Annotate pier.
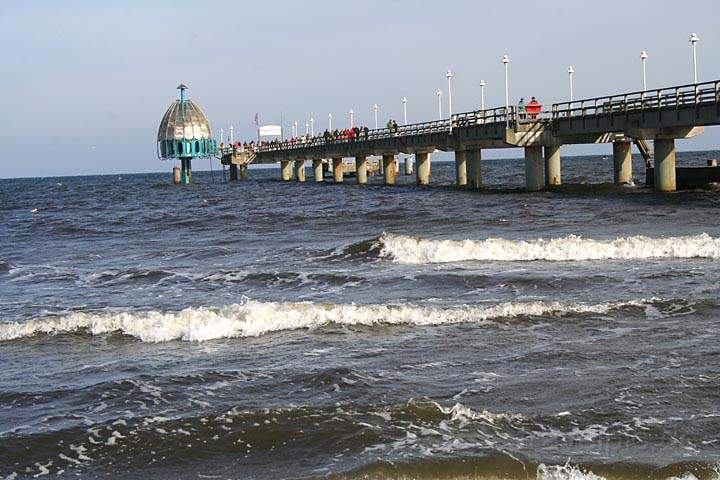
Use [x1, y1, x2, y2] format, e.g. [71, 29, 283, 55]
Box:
[226, 80, 720, 192]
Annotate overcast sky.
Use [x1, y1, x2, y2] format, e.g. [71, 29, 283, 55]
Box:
[3, 0, 720, 178]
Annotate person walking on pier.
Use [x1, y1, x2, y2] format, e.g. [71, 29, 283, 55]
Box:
[518, 98, 527, 119]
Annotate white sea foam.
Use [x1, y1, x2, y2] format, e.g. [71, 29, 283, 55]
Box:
[537, 463, 606, 480]
[379, 232, 720, 264]
[0, 298, 647, 343]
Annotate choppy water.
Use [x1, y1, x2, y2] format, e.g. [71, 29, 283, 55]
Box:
[2, 152, 720, 479]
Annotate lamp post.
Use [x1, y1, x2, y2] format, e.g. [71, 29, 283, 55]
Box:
[567, 66, 575, 102]
[373, 104, 379, 129]
[640, 51, 648, 92]
[446, 70, 454, 122]
[310, 117, 314, 136]
[229, 125, 234, 144]
[479, 80, 486, 111]
[220, 128, 224, 145]
[328, 113, 333, 131]
[402, 97, 408, 125]
[689, 33, 699, 84]
[502, 55, 510, 123]
[436, 89, 443, 119]
[293, 121, 298, 138]
[349, 109, 354, 128]
[305, 122, 309, 135]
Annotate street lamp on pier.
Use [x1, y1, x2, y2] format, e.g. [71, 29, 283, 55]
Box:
[349, 110, 354, 128]
[446, 70, 454, 125]
[640, 51, 648, 92]
[479, 80, 486, 111]
[328, 113, 333, 131]
[402, 97, 408, 125]
[373, 104, 379, 129]
[502, 55, 510, 123]
[220, 128, 224, 145]
[689, 33, 699, 84]
[310, 117, 314, 136]
[305, 122, 309, 136]
[567, 66, 575, 102]
[293, 121, 298, 138]
[436, 89, 443, 119]
[229, 125, 234, 144]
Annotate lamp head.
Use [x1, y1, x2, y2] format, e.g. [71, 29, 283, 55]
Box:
[479, 80, 485, 87]
[689, 32, 699, 44]
[567, 66, 575, 74]
[446, 69, 453, 79]
[640, 50, 648, 60]
[502, 55, 510, 65]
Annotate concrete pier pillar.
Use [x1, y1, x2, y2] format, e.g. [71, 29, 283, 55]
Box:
[525, 146, 544, 192]
[383, 154, 396, 185]
[180, 158, 192, 184]
[356, 156, 368, 184]
[173, 166, 181, 184]
[612, 141, 633, 184]
[229, 164, 238, 181]
[416, 152, 430, 186]
[240, 164, 249, 180]
[654, 138, 677, 192]
[333, 158, 344, 183]
[294, 160, 305, 182]
[280, 160, 293, 181]
[313, 159, 323, 182]
[468, 149, 482, 189]
[405, 155, 414, 175]
[455, 150, 468, 187]
[544, 145, 562, 186]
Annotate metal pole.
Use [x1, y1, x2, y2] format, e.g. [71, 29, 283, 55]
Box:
[437, 89, 443, 119]
[692, 42, 698, 84]
[305, 122, 309, 135]
[349, 110, 354, 128]
[502, 55, 510, 127]
[402, 97, 408, 125]
[567, 67, 574, 102]
[373, 104, 379, 129]
[640, 51, 648, 92]
[446, 70, 453, 121]
[310, 117, 314, 136]
[328, 113, 333, 131]
[479, 80, 485, 111]
[220, 128, 224, 145]
[229, 126, 234, 144]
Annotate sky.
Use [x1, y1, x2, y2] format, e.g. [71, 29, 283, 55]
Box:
[2, 0, 720, 178]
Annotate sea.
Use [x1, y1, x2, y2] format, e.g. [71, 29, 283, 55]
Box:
[2, 151, 720, 479]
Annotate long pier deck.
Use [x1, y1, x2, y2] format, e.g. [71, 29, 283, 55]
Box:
[225, 81, 720, 191]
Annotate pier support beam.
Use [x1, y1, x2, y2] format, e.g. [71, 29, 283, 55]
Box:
[294, 160, 305, 182]
[455, 150, 468, 187]
[612, 141, 633, 184]
[416, 152, 430, 186]
[544, 145, 562, 186]
[181, 158, 192, 184]
[173, 166, 181, 184]
[525, 146, 544, 192]
[313, 159, 323, 182]
[383, 154, 396, 185]
[229, 164, 238, 181]
[405, 155, 414, 175]
[654, 138, 677, 192]
[240, 164, 249, 180]
[333, 158, 344, 183]
[356, 156, 368, 185]
[280, 160, 293, 181]
[468, 149, 482, 189]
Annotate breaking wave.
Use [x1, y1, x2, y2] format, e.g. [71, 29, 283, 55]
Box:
[379, 232, 720, 264]
[0, 298, 650, 343]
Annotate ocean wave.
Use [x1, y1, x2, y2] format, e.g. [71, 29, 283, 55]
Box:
[0, 298, 650, 343]
[379, 232, 720, 264]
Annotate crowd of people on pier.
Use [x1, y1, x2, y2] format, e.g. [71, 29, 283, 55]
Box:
[224, 119, 406, 152]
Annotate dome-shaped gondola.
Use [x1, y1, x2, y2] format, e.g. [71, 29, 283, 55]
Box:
[157, 84, 217, 159]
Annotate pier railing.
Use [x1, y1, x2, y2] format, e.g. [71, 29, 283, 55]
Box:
[551, 80, 720, 119]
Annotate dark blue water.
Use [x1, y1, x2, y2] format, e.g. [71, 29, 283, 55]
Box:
[2, 152, 720, 479]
